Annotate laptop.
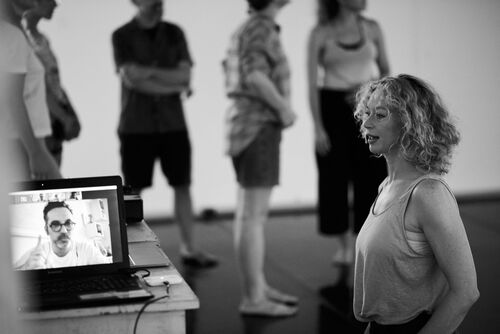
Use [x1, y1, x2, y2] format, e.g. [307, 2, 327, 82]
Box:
[9, 175, 154, 311]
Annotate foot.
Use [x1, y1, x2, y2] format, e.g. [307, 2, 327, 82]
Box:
[265, 286, 299, 305]
[344, 246, 354, 264]
[332, 247, 353, 266]
[180, 250, 218, 268]
[239, 299, 298, 317]
[331, 248, 346, 266]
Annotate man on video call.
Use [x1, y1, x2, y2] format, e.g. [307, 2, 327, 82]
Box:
[15, 201, 109, 270]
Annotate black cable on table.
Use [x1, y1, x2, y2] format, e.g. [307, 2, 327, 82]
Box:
[132, 281, 170, 334]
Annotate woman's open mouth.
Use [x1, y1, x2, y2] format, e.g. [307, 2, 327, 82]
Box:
[366, 134, 379, 144]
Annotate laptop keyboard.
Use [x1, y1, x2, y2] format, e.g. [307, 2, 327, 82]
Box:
[26, 275, 142, 297]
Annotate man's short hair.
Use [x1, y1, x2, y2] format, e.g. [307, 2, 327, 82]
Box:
[43, 201, 73, 223]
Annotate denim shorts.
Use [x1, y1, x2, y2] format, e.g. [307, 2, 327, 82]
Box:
[232, 123, 281, 188]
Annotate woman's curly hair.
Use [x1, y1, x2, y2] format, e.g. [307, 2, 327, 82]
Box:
[354, 74, 460, 174]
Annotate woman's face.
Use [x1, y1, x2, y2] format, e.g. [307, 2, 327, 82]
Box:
[360, 91, 401, 156]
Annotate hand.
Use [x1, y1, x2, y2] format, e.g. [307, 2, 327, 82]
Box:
[124, 64, 151, 81]
[280, 110, 297, 129]
[28, 140, 62, 180]
[119, 64, 151, 88]
[24, 235, 47, 270]
[315, 125, 331, 155]
[62, 116, 81, 141]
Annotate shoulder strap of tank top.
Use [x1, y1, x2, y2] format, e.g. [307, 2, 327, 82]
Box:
[407, 174, 453, 197]
[400, 174, 457, 219]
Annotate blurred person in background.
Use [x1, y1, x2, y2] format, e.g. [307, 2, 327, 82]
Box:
[223, 0, 298, 317]
[307, 0, 390, 265]
[1, 1, 61, 181]
[112, 0, 217, 268]
[17, 0, 81, 167]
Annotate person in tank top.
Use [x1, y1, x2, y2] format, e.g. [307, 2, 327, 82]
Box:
[307, 0, 390, 265]
[353, 74, 479, 333]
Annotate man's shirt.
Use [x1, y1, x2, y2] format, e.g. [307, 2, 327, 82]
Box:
[15, 239, 110, 270]
[112, 19, 193, 134]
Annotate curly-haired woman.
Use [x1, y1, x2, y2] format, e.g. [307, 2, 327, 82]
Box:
[353, 74, 479, 333]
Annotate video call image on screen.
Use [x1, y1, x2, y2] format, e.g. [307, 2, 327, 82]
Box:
[10, 189, 116, 271]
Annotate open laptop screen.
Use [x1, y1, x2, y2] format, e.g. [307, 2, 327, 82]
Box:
[9, 176, 129, 278]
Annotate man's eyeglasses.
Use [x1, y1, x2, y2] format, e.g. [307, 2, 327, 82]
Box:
[355, 107, 391, 123]
[48, 220, 76, 232]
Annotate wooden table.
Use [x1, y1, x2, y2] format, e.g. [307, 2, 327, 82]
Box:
[20, 221, 199, 334]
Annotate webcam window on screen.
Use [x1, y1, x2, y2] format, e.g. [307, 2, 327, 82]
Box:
[10, 185, 124, 271]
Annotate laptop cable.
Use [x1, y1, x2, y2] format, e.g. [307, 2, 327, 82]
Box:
[133, 281, 170, 334]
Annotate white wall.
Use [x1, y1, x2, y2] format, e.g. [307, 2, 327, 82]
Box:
[43, 0, 500, 218]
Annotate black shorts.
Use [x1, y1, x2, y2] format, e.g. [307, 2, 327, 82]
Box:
[367, 312, 432, 334]
[119, 131, 191, 189]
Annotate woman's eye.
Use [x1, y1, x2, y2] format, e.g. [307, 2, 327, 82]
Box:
[375, 111, 388, 119]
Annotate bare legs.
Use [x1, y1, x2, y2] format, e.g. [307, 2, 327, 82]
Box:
[332, 230, 355, 265]
[133, 185, 217, 268]
[234, 187, 297, 316]
[174, 185, 218, 267]
[174, 185, 194, 254]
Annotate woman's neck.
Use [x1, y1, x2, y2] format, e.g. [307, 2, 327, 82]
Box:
[385, 154, 424, 183]
[254, 5, 279, 21]
[336, 7, 358, 26]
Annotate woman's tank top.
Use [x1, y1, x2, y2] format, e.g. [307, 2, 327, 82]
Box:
[319, 17, 378, 90]
[353, 175, 452, 324]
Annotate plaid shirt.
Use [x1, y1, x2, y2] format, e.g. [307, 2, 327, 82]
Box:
[223, 14, 290, 156]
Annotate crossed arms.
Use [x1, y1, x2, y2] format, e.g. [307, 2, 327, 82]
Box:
[118, 61, 191, 95]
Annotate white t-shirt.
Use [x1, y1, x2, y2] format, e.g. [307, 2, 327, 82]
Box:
[16, 239, 110, 270]
[0, 21, 51, 138]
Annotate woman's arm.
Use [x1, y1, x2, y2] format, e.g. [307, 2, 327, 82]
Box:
[411, 180, 479, 334]
[245, 70, 296, 128]
[307, 26, 330, 155]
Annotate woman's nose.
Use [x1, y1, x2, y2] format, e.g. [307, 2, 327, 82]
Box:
[362, 117, 374, 129]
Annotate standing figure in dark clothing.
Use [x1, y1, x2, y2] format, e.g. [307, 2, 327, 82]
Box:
[307, 0, 390, 265]
[112, 0, 217, 268]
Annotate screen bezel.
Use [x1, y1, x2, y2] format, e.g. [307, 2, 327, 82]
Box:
[10, 175, 130, 280]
